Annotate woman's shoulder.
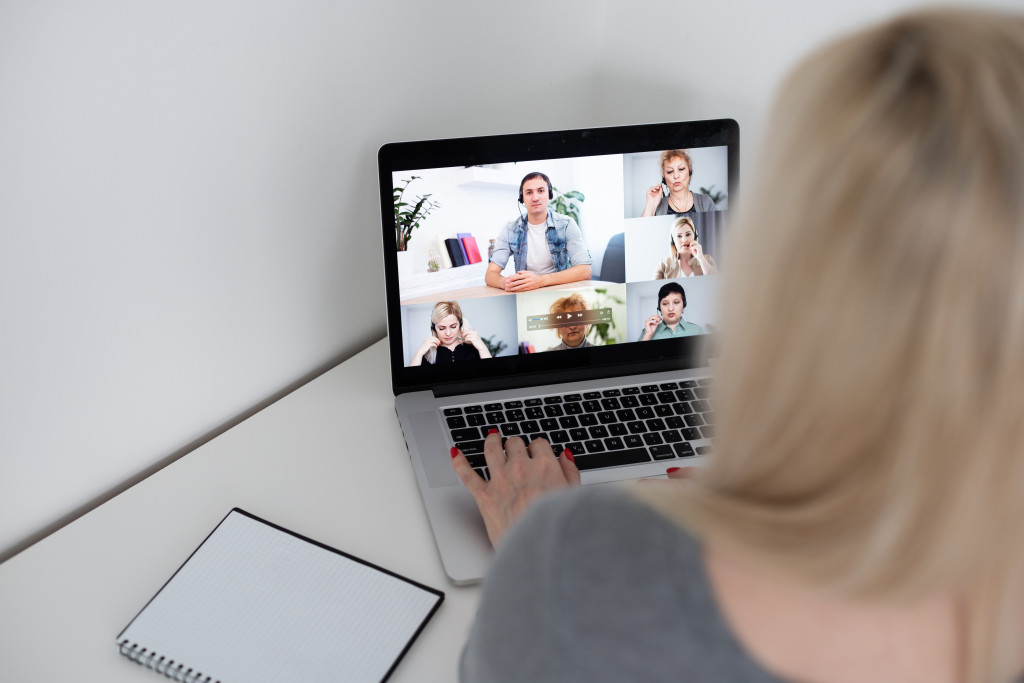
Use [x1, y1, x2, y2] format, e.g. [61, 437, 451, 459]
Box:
[693, 192, 718, 211]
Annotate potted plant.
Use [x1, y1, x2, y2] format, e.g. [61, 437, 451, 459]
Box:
[394, 176, 440, 251]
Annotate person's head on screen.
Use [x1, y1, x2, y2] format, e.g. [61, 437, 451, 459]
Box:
[669, 216, 698, 261]
[430, 301, 464, 348]
[656, 282, 687, 326]
[660, 149, 694, 196]
[549, 293, 589, 348]
[519, 172, 552, 224]
[643, 9, 1024, 681]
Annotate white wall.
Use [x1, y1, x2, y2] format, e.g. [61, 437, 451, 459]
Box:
[2, 0, 1015, 560]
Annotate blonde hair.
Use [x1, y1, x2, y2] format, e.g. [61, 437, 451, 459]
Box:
[659, 149, 694, 182]
[669, 216, 696, 260]
[426, 301, 464, 363]
[642, 9, 1024, 682]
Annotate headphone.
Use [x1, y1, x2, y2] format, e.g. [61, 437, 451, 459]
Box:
[518, 172, 553, 204]
[670, 219, 699, 249]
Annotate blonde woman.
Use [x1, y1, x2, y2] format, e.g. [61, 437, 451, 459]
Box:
[409, 301, 492, 366]
[452, 8, 1024, 683]
[654, 216, 718, 278]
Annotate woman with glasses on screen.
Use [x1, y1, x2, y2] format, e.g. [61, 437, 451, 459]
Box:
[450, 8, 1024, 683]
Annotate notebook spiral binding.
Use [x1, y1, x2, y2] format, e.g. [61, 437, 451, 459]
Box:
[117, 640, 219, 683]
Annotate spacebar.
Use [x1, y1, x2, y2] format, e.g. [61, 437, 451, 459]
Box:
[573, 448, 651, 471]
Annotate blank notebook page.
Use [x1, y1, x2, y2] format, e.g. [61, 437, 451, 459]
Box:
[118, 510, 442, 682]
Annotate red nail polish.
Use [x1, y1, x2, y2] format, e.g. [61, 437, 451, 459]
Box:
[667, 467, 681, 473]
[450, 446, 459, 458]
[488, 428, 499, 435]
[563, 448, 574, 463]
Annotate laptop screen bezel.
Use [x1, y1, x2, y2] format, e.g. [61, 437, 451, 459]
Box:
[379, 119, 739, 396]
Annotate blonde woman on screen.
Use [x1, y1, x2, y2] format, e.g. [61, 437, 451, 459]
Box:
[654, 216, 718, 278]
[451, 8, 1024, 682]
[409, 301, 492, 366]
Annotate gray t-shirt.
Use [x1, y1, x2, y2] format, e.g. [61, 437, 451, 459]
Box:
[460, 486, 783, 682]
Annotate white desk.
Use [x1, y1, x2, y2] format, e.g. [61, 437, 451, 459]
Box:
[0, 339, 479, 682]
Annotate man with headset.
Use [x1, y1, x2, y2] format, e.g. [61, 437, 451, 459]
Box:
[485, 172, 592, 292]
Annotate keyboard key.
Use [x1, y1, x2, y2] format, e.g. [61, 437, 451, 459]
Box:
[597, 411, 617, 424]
[564, 402, 583, 415]
[460, 441, 485, 456]
[639, 394, 658, 406]
[451, 428, 482, 442]
[506, 409, 525, 422]
[616, 408, 636, 422]
[674, 442, 695, 458]
[601, 397, 621, 411]
[602, 389, 621, 397]
[524, 398, 543, 406]
[650, 445, 675, 460]
[680, 380, 697, 388]
[588, 425, 609, 439]
[544, 405, 565, 418]
[622, 387, 641, 395]
[624, 434, 644, 448]
[582, 400, 600, 413]
[702, 411, 716, 425]
[696, 445, 713, 455]
[663, 429, 683, 443]
[544, 396, 563, 404]
[578, 414, 598, 426]
[657, 391, 676, 404]
[609, 423, 628, 436]
[645, 418, 667, 432]
[467, 414, 486, 427]
[485, 402, 503, 411]
[446, 416, 467, 429]
[682, 427, 701, 441]
[570, 428, 589, 441]
[559, 415, 580, 429]
[654, 405, 673, 418]
[501, 423, 521, 436]
[540, 418, 559, 431]
[636, 406, 655, 420]
[675, 389, 695, 401]
[700, 425, 715, 439]
[521, 420, 540, 433]
[692, 399, 711, 413]
[486, 411, 506, 424]
[583, 439, 605, 453]
[550, 430, 570, 444]
[643, 432, 664, 446]
[674, 402, 694, 415]
[525, 407, 544, 420]
[443, 407, 463, 416]
[604, 436, 625, 450]
[503, 400, 523, 409]
[620, 395, 639, 408]
[627, 421, 647, 434]
[583, 391, 601, 400]
[659, 382, 679, 391]
[666, 416, 685, 429]
[572, 448, 651, 471]
[465, 405, 484, 413]
[640, 384, 659, 393]
[684, 413, 705, 427]
[564, 393, 582, 402]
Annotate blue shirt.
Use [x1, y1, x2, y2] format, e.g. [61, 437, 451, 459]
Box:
[490, 209, 592, 273]
[639, 320, 704, 341]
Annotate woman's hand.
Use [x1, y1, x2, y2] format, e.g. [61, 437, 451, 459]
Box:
[641, 314, 662, 341]
[641, 184, 662, 217]
[409, 335, 439, 366]
[461, 325, 492, 358]
[688, 241, 704, 261]
[451, 432, 581, 547]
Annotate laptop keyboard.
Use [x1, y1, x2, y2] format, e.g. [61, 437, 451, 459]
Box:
[442, 379, 714, 480]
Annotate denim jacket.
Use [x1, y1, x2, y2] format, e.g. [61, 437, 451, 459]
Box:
[490, 210, 592, 273]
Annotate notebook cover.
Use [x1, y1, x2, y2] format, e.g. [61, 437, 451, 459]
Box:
[461, 236, 481, 264]
[455, 232, 472, 263]
[444, 238, 466, 267]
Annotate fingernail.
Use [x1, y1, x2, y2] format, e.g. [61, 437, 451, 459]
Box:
[563, 448, 574, 463]
[667, 467, 681, 473]
[450, 446, 459, 458]
[488, 428, 499, 435]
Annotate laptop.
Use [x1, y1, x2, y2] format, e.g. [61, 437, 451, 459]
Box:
[379, 120, 739, 584]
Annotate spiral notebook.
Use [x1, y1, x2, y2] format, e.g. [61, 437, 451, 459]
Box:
[116, 509, 444, 683]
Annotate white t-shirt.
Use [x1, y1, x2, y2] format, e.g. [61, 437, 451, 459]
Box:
[526, 221, 557, 274]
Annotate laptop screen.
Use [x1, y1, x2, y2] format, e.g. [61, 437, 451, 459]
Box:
[379, 120, 739, 395]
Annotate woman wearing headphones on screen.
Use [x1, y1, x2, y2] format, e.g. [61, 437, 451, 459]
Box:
[641, 149, 717, 218]
[409, 301, 492, 366]
[655, 216, 718, 278]
[452, 8, 1024, 683]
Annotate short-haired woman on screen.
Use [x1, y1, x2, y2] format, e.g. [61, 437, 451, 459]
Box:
[546, 293, 595, 351]
[641, 149, 717, 218]
[655, 216, 718, 278]
[639, 282, 703, 341]
[451, 8, 1024, 683]
[409, 301, 492, 366]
